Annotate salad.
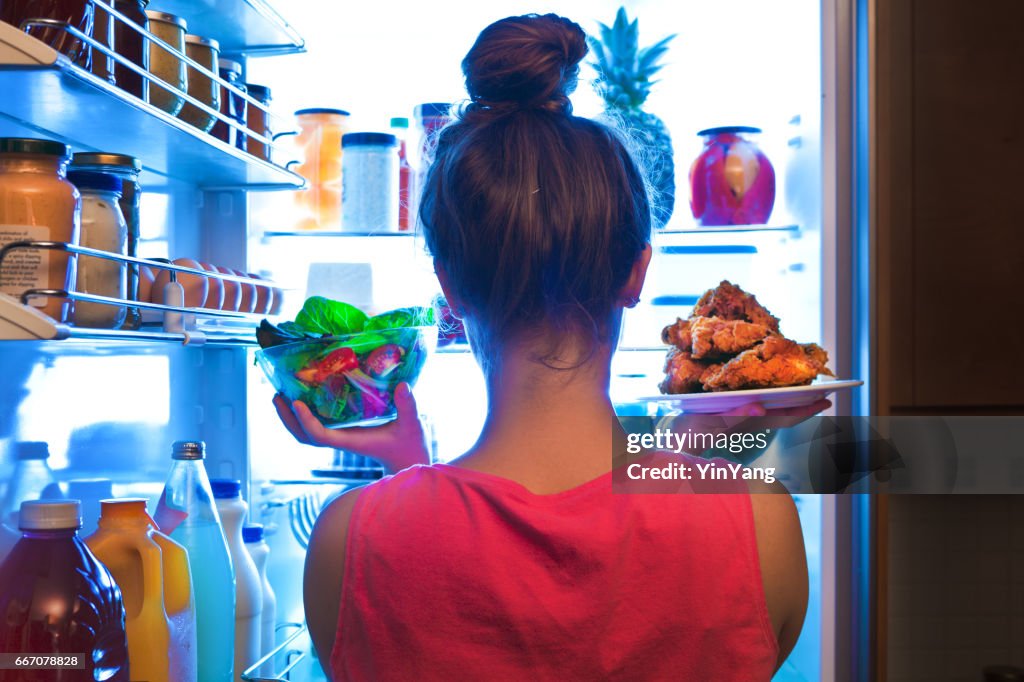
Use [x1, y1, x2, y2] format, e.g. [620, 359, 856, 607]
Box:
[256, 296, 436, 427]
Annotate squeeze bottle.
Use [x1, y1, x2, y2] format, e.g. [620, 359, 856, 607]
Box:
[244, 523, 277, 673]
[154, 440, 235, 682]
[86, 498, 198, 682]
[212, 479, 262, 681]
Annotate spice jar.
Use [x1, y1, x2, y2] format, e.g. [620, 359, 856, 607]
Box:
[341, 133, 399, 233]
[70, 152, 142, 330]
[67, 171, 127, 329]
[211, 59, 247, 150]
[109, 0, 149, 99]
[177, 35, 220, 132]
[1, 0, 93, 66]
[144, 11, 187, 115]
[0, 138, 80, 323]
[244, 84, 272, 161]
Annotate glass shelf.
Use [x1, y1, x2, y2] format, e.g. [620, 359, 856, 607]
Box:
[261, 230, 416, 239]
[153, 0, 305, 57]
[658, 224, 799, 235]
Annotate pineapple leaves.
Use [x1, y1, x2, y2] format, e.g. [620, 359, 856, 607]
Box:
[588, 7, 677, 110]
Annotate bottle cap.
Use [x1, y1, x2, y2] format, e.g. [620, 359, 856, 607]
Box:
[210, 479, 241, 499]
[294, 107, 349, 117]
[414, 103, 451, 119]
[67, 170, 123, 195]
[14, 441, 49, 460]
[696, 125, 762, 137]
[144, 10, 187, 29]
[390, 117, 409, 129]
[218, 58, 242, 76]
[245, 84, 272, 101]
[70, 152, 142, 173]
[19, 500, 81, 530]
[185, 34, 220, 51]
[171, 440, 205, 460]
[242, 524, 264, 543]
[341, 132, 398, 149]
[0, 138, 70, 158]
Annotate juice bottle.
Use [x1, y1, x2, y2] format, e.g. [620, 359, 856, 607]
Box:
[0, 500, 129, 682]
[243, 524, 276, 676]
[390, 117, 413, 231]
[85, 499, 197, 682]
[153, 441, 235, 682]
[211, 480, 262, 681]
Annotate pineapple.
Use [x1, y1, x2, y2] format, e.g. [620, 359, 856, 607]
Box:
[588, 7, 677, 229]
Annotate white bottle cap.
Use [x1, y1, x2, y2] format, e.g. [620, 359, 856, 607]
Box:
[19, 500, 82, 530]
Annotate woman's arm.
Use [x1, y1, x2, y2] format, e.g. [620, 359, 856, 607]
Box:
[304, 487, 364, 680]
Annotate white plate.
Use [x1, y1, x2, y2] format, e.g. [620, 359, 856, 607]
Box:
[633, 378, 863, 414]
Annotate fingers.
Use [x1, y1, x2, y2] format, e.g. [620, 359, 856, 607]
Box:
[292, 400, 339, 447]
[393, 382, 419, 421]
[273, 394, 312, 445]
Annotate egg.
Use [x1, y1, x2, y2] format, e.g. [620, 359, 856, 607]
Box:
[199, 262, 225, 310]
[269, 286, 284, 314]
[233, 269, 257, 313]
[151, 258, 208, 308]
[214, 265, 241, 311]
[251, 273, 272, 314]
[137, 265, 155, 304]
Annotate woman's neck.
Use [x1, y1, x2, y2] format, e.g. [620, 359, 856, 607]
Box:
[452, 340, 619, 492]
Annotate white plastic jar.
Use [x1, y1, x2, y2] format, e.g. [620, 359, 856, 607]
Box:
[67, 170, 127, 329]
[341, 132, 399, 232]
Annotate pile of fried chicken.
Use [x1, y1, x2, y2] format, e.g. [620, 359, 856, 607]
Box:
[659, 281, 833, 394]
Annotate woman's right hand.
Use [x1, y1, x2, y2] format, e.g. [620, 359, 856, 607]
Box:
[272, 382, 430, 474]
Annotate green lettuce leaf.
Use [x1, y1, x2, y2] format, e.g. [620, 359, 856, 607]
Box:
[364, 306, 436, 332]
[294, 296, 368, 336]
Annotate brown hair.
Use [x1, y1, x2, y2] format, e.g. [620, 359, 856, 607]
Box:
[419, 14, 651, 367]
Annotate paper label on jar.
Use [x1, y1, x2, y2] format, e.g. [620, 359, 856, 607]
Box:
[0, 225, 50, 307]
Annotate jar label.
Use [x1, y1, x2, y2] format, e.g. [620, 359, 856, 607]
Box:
[0, 225, 51, 307]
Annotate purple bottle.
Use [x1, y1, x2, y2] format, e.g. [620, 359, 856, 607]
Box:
[0, 500, 129, 682]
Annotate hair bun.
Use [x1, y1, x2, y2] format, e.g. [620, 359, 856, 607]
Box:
[462, 14, 587, 115]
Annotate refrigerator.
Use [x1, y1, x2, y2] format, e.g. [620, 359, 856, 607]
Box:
[0, 0, 872, 680]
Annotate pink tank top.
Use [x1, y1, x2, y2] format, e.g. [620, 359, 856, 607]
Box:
[331, 462, 778, 681]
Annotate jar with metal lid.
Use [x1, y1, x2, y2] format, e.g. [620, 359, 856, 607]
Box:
[211, 59, 247, 150]
[66, 171, 127, 329]
[108, 0, 150, 99]
[177, 35, 220, 132]
[1, 0, 93, 66]
[69, 152, 142, 330]
[0, 138, 80, 323]
[144, 10, 187, 115]
[244, 84, 272, 160]
[341, 132, 399, 233]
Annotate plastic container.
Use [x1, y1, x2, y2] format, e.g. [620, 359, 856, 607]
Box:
[244, 85, 272, 161]
[243, 524, 276, 676]
[341, 132, 399, 233]
[69, 152, 143, 330]
[391, 117, 413, 231]
[85, 498, 197, 682]
[0, 138, 80, 323]
[0, 442, 63, 533]
[153, 440, 235, 682]
[288, 108, 350, 230]
[178, 35, 220, 132]
[67, 170, 128, 329]
[688, 125, 776, 226]
[145, 11, 187, 116]
[211, 480, 262, 682]
[256, 326, 435, 428]
[0, 500, 129, 682]
[211, 59, 247, 150]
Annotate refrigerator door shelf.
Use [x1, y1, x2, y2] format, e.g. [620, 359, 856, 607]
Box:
[152, 0, 305, 57]
[0, 293, 66, 340]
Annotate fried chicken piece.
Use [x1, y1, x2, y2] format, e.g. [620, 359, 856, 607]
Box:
[692, 280, 781, 331]
[801, 343, 834, 376]
[659, 348, 720, 394]
[689, 316, 771, 359]
[661, 317, 692, 351]
[702, 335, 832, 391]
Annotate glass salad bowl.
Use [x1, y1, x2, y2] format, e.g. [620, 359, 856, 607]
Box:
[256, 326, 436, 428]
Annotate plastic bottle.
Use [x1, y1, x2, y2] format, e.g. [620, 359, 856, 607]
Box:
[390, 117, 413, 231]
[244, 524, 276, 674]
[86, 498, 197, 682]
[0, 441, 63, 533]
[153, 441, 235, 682]
[0, 500, 129, 682]
[212, 480, 262, 681]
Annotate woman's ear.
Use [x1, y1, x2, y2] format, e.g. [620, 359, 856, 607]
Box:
[619, 244, 652, 308]
[434, 260, 465, 315]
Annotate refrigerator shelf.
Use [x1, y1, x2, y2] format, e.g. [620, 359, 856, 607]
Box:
[0, 20, 304, 190]
[149, 0, 305, 57]
[259, 225, 801, 240]
[659, 224, 799, 234]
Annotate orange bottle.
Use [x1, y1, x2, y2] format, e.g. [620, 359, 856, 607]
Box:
[85, 499, 198, 682]
[289, 108, 350, 230]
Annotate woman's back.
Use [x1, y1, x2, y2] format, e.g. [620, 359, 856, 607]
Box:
[330, 464, 779, 681]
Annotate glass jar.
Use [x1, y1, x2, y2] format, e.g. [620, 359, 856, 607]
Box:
[144, 10, 187, 115]
[244, 84, 272, 161]
[177, 35, 220, 132]
[1, 0, 93, 66]
[288, 108, 349, 231]
[211, 59, 247, 150]
[89, 0, 115, 84]
[688, 125, 776, 226]
[0, 138, 80, 323]
[66, 171, 127, 329]
[110, 0, 149, 99]
[70, 152, 142, 330]
[341, 132, 399, 233]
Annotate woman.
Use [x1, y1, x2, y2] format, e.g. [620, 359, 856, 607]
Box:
[275, 13, 815, 681]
